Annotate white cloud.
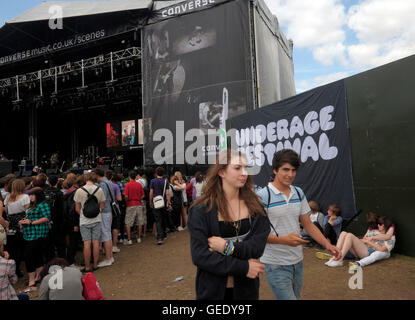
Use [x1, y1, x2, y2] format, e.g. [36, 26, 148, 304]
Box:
[347, 0, 415, 68]
[265, 0, 347, 65]
[264, 0, 415, 91]
[313, 43, 347, 66]
[296, 71, 350, 93]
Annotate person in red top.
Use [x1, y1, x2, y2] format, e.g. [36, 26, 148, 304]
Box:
[123, 171, 145, 245]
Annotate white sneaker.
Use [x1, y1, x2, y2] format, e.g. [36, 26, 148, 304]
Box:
[177, 226, 184, 231]
[118, 238, 123, 244]
[112, 246, 120, 253]
[349, 262, 360, 272]
[110, 257, 114, 264]
[137, 238, 142, 244]
[325, 258, 334, 266]
[97, 259, 113, 268]
[124, 239, 132, 245]
[327, 259, 343, 267]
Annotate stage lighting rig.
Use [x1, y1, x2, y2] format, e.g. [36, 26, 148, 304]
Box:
[12, 99, 22, 112]
[33, 96, 44, 109]
[50, 93, 58, 108]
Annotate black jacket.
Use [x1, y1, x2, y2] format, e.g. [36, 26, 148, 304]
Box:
[62, 189, 79, 232]
[44, 186, 64, 234]
[187, 202, 270, 300]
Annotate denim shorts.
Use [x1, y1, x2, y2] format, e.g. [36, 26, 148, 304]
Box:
[80, 222, 101, 242]
[100, 211, 113, 242]
[264, 260, 304, 300]
[368, 247, 376, 255]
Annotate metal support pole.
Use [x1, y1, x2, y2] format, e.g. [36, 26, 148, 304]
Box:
[81, 59, 85, 87]
[54, 66, 58, 94]
[16, 76, 20, 101]
[110, 52, 114, 82]
[28, 106, 38, 165]
[39, 71, 43, 97]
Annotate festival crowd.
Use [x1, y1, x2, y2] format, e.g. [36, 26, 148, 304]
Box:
[0, 149, 396, 300]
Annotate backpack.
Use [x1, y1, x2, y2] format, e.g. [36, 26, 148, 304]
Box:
[81, 186, 101, 219]
[44, 187, 58, 209]
[44, 187, 63, 228]
[82, 272, 104, 300]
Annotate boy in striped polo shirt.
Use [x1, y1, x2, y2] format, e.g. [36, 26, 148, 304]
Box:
[256, 149, 341, 300]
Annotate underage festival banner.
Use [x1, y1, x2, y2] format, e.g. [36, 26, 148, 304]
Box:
[229, 80, 357, 219]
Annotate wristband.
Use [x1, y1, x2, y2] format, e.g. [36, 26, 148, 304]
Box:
[229, 243, 235, 256]
[223, 240, 230, 255]
[226, 241, 233, 256]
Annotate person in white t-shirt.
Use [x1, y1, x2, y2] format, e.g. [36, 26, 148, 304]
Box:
[3, 179, 30, 277]
[74, 173, 106, 272]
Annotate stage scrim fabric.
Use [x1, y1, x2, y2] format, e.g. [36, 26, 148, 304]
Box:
[143, 0, 253, 165]
[229, 80, 357, 219]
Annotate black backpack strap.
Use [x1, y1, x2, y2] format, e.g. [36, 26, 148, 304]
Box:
[293, 186, 302, 201]
[81, 187, 91, 196]
[265, 186, 278, 237]
[92, 186, 100, 196]
[82, 186, 100, 197]
[103, 183, 115, 202]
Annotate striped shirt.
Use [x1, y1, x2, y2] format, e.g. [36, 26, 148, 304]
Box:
[22, 202, 51, 241]
[256, 183, 310, 266]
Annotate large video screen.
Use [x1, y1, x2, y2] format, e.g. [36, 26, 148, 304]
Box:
[143, 0, 252, 164]
[106, 122, 120, 148]
[121, 120, 136, 146]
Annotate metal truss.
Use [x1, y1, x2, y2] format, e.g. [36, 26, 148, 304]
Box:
[0, 47, 142, 88]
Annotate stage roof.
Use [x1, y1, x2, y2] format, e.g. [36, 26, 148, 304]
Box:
[7, 0, 153, 23]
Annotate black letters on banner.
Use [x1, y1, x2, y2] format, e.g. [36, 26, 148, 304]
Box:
[229, 80, 357, 219]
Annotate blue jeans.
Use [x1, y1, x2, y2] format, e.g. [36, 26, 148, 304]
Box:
[264, 260, 304, 300]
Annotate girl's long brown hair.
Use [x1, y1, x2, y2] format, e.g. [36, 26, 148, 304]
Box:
[191, 149, 265, 221]
[8, 179, 26, 203]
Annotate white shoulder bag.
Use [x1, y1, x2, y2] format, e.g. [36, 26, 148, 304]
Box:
[153, 179, 167, 209]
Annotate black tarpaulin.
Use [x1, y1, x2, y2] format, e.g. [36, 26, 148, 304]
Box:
[229, 80, 357, 219]
[142, 0, 253, 165]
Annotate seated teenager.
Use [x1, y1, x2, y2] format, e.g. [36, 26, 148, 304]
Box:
[322, 205, 343, 245]
[38, 257, 84, 300]
[0, 240, 18, 300]
[326, 216, 395, 267]
[349, 216, 395, 270]
[300, 201, 324, 242]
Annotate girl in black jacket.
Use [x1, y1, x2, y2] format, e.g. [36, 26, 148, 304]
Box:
[188, 149, 270, 300]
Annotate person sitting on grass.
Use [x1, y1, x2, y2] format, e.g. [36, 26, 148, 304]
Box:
[326, 216, 395, 267]
[349, 216, 396, 270]
[0, 239, 18, 300]
[322, 204, 343, 245]
[38, 257, 84, 300]
[300, 201, 324, 247]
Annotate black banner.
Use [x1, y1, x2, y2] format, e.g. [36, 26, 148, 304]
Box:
[0, 10, 147, 65]
[143, 0, 252, 165]
[149, 0, 231, 24]
[229, 80, 357, 219]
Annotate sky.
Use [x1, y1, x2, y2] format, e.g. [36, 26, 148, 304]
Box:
[1, 0, 415, 93]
